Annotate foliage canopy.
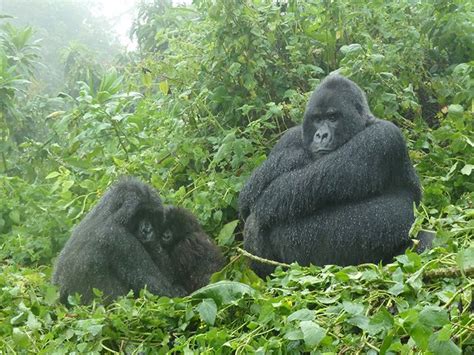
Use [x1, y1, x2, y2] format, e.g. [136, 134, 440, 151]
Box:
[0, 0, 472, 353]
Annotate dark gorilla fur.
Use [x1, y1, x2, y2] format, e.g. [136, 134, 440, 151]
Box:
[160, 206, 225, 293]
[239, 75, 422, 277]
[52, 178, 186, 304]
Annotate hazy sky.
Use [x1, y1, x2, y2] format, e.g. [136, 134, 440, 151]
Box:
[94, 0, 191, 49]
[93, 0, 140, 49]
[0, 0, 192, 50]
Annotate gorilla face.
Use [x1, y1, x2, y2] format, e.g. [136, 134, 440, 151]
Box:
[130, 207, 164, 245]
[135, 217, 156, 243]
[160, 205, 225, 293]
[161, 206, 201, 248]
[302, 75, 371, 156]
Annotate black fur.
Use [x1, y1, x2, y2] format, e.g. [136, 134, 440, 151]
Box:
[52, 178, 186, 304]
[161, 206, 225, 293]
[239, 75, 422, 277]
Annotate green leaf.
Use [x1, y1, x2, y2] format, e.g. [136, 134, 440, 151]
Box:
[437, 324, 453, 342]
[44, 285, 59, 305]
[300, 320, 326, 348]
[371, 54, 385, 62]
[77, 343, 88, 352]
[316, 295, 339, 304]
[348, 315, 370, 331]
[387, 282, 405, 296]
[340, 43, 362, 55]
[343, 301, 364, 315]
[410, 322, 430, 350]
[457, 246, 474, 270]
[406, 270, 423, 291]
[399, 309, 419, 326]
[62, 179, 74, 192]
[360, 269, 378, 281]
[217, 220, 239, 246]
[391, 267, 404, 282]
[284, 329, 303, 341]
[197, 298, 218, 326]
[12, 328, 29, 348]
[428, 332, 462, 355]
[334, 271, 350, 281]
[159, 80, 169, 95]
[287, 308, 315, 322]
[447, 104, 463, 114]
[367, 308, 394, 335]
[27, 312, 41, 330]
[10, 311, 27, 325]
[191, 281, 257, 306]
[380, 331, 394, 355]
[45, 171, 61, 179]
[77, 319, 103, 336]
[9, 210, 20, 224]
[96, 91, 111, 103]
[142, 72, 152, 87]
[228, 62, 241, 77]
[460, 164, 473, 176]
[419, 306, 449, 328]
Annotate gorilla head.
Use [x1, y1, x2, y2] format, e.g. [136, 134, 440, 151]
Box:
[101, 179, 165, 239]
[302, 75, 374, 156]
[161, 206, 225, 293]
[160, 206, 202, 248]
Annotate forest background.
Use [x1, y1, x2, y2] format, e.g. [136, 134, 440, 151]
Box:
[0, 0, 472, 353]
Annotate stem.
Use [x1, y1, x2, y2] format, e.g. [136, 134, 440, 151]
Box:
[443, 281, 474, 309]
[424, 266, 474, 282]
[111, 121, 129, 159]
[237, 247, 290, 268]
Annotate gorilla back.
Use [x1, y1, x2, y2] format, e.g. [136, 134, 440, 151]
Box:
[52, 178, 186, 304]
[239, 75, 421, 277]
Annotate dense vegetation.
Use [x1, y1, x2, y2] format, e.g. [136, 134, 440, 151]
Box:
[0, 0, 472, 353]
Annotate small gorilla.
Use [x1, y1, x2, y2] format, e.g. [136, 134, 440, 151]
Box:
[52, 178, 186, 304]
[159, 206, 225, 293]
[239, 75, 422, 277]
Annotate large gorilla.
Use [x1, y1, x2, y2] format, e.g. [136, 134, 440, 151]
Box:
[53, 178, 226, 304]
[239, 75, 422, 277]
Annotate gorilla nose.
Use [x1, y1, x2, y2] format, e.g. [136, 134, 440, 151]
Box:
[315, 129, 330, 144]
[317, 131, 329, 140]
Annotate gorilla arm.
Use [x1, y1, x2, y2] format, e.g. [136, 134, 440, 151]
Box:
[267, 190, 415, 269]
[239, 126, 310, 219]
[254, 120, 421, 226]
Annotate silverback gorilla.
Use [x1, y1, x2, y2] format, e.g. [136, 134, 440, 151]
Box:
[239, 75, 421, 277]
[53, 178, 224, 304]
